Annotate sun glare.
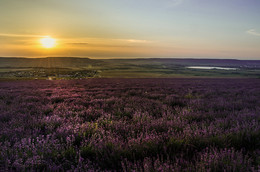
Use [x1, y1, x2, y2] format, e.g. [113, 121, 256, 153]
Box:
[40, 36, 56, 48]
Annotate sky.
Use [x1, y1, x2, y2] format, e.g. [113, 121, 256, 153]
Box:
[0, 0, 260, 59]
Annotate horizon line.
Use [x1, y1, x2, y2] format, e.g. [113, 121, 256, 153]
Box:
[0, 56, 260, 61]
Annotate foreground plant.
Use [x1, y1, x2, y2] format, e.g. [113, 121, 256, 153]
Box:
[0, 78, 259, 171]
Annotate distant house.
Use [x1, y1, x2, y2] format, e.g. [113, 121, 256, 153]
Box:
[48, 76, 56, 80]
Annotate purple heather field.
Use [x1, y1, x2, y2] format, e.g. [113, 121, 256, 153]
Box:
[0, 78, 260, 171]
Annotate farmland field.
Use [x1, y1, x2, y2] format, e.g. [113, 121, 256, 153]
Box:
[0, 78, 260, 171]
[1, 58, 260, 79]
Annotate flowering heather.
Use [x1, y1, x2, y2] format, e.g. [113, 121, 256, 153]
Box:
[0, 78, 259, 171]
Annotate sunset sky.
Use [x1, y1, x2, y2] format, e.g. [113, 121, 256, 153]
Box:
[0, 0, 260, 59]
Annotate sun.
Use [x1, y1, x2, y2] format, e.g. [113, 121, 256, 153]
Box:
[40, 36, 56, 48]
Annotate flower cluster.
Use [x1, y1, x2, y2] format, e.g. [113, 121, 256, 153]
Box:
[0, 78, 259, 171]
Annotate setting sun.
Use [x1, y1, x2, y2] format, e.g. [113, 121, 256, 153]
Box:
[40, 37, 56, 48]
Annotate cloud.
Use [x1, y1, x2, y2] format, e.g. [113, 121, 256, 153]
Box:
[127, 39, 150, 43]
[66, 42, 89, 46]
[246, 29, 260, 37]
[0, 33, 46, 38]
[116, 39, 153, 43]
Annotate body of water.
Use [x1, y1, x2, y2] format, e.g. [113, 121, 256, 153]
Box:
[187, 66, 237, 70]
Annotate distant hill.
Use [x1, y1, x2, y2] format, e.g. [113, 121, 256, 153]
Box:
[1, 57, 260, 68]
[105, 58, 260, 68]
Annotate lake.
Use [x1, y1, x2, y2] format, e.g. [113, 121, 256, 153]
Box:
[187, 66, 237, 70]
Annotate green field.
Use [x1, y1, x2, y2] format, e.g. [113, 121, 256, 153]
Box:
[0, 57, 260, 79]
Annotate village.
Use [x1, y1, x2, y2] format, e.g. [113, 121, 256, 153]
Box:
[0, 68, 99, 79]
